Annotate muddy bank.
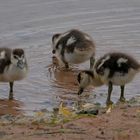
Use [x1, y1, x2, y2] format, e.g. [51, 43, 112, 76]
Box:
[0, 99, 140, 140]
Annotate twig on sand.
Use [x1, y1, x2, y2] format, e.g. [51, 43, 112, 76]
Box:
[29, 128, 86, 136]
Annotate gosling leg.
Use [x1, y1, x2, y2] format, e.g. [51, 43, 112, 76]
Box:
[106, 82, 113, 106]
[119, 85, 126, 102]
[9, 82, 14, 100]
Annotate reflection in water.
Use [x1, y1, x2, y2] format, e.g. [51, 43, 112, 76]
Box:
[46, 57, 95, 109]
[48, 56, 80, 90]
[0, 99, 23, 116]
[53, 69, 78, 89]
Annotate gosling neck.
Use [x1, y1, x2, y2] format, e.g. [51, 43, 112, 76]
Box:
[91, 71, 104, 87]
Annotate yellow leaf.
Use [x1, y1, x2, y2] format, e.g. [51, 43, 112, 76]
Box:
[59, 102, 74, 117]
[106, 104, 113, 114]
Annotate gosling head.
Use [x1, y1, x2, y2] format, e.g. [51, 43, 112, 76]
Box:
[11, 48, 26, 69]
[77, 70, 94, 95]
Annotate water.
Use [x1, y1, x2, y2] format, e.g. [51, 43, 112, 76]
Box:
[0, 0, 140, 116]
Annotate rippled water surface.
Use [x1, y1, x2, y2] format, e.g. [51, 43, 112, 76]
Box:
[0, 0, 140, 115]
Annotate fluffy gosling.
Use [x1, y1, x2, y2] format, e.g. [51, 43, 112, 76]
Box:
[77, 52, 140, 105]
[0, 47, 28, 100]
[52, 29, 95, 69]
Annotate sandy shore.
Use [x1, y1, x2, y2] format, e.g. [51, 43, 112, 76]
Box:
[0, 103, 140, 140]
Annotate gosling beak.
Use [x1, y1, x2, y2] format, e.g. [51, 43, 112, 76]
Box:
[17, 60, 25, 69]
[78, 88, 84, 95]
[52, 50, 56, 54]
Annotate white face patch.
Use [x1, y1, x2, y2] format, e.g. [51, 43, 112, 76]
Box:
[10, 53, 25, 68]
[97, 55, 110, 70]
[56, 44, 62, 53]
[66, 36, 76, 46]
[18, 55, 25, 63]
[117, 58, 128, 67]
[0, 51, 6, 59]
[53, 36, 61, 49]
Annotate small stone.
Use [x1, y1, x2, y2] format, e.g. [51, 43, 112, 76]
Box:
[106, 119, 109, 123]
[132, 115, 136, 118]
[101, 131, 104, 135]
[77, 109, 99, 115]
[127, 104, 132, 108]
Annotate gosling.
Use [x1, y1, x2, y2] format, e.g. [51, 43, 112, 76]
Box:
[77, 52, 140, 105]
[0, 47, 28, 100]
[52, 29, 95, 69]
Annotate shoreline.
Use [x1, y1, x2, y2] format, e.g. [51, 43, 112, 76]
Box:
[0, 98, 140, 140]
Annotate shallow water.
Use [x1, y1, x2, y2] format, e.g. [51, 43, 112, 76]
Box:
[0, 0, 140, 116]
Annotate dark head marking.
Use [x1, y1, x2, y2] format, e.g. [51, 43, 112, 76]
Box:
[84, 70, 94, 78]
[77, 72, 81, 84]
[52, 33, 61, 42]
[13, 49, 24, 57]
[77, 70, 94, 84]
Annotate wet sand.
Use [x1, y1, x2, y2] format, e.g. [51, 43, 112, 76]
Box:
[0, 104, 140, 140]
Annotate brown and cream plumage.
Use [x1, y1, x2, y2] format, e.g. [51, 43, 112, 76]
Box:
[77, 52, 140, 105]
[52, 29, 96, 69]
[0, 47, 28, 99]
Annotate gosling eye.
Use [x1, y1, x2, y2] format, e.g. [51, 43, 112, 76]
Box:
[52, 50, 56, 54]
[14, 55, 18, 59]
[96, 66, 104, 75]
